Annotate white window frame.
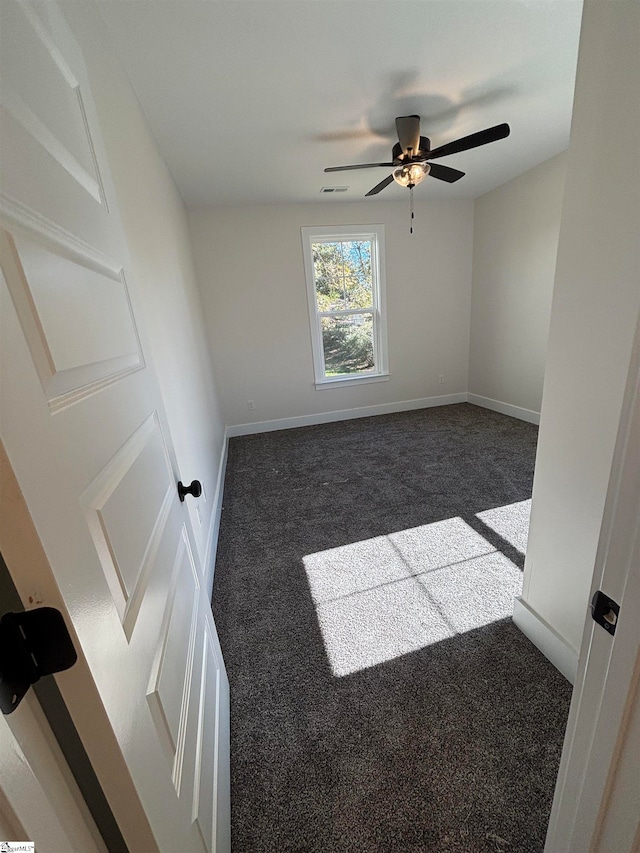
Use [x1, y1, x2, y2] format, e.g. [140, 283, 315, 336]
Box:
[301, 224, 389, 389]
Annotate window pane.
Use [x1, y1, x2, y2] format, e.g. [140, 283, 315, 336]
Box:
[321, 314, 374, 376]
[313, 240, 373, 312]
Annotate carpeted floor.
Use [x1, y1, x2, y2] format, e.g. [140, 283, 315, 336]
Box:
[212, 403, 572, 853]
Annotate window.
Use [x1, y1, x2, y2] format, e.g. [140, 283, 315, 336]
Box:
[301, 224, 389, 388]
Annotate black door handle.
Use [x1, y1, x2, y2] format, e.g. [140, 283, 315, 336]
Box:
[178, 479, 202, 502]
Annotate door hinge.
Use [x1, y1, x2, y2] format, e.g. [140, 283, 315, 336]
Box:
[0, 607, 77, 714]
[590, 590, 620, 637]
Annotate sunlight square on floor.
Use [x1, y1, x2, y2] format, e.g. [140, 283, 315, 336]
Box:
[303, 510, 526, 677]
[476, 499, 532, 554]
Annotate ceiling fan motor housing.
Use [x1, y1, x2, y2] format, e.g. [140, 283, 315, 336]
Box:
[392, 136, 431, 162]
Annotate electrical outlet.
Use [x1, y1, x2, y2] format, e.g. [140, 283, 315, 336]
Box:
[438, 375, 445, 384]
[247, 399, 255, 411]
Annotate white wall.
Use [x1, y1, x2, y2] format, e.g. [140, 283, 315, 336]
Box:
[469, 152, 567, 417]
[521, 0, 640, 656]
[64, 6, 226, 574]
[188, 200, 474, 427]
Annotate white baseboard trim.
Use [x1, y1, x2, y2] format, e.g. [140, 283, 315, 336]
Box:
[467, 393, 540, 425]
[203, 432, 229, 598]
[225, 393, 468, 437]
[513, 596, 578, 684]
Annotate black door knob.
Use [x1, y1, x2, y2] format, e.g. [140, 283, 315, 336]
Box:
[178, 480, 202, 502]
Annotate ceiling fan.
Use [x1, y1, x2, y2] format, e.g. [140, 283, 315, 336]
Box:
[324, 115, 511, 197]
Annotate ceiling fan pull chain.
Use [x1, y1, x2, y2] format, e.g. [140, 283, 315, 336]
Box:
[410, 185, 415, 235]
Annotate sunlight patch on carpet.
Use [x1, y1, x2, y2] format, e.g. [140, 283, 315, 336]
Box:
[303, 514, 523, 677]
[476, 499, 531, 555]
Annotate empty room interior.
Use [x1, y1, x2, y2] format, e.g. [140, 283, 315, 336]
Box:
[1, 1, 639, 852]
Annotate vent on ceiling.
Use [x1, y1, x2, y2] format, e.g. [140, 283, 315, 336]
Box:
[320, 186, 349, 193]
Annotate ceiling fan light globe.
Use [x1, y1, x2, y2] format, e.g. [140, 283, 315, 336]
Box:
[393, 162, 430, 187]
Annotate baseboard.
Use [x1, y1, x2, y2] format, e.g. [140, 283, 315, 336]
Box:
[467, 394, 540, 425]
[512, 596, 578, 684]
[225, 393, 468, 437]
[203, 432, 229, 598]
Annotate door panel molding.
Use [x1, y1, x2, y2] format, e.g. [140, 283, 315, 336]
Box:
[80, 412, 174, 623]
[1, 0, 106, 205]
[1, 90, 102, 204]
[147, 529, 201, 790]
[194, 622, 223, 853]
[0, 224, 144, 412]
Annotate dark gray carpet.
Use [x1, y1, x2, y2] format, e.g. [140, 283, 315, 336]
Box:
[212, 403, 571, 853]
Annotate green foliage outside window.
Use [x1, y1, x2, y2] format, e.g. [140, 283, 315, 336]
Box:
[312, 240, 375, 374]
[313, 241, 372, 312]
[322, 316, 374, 375]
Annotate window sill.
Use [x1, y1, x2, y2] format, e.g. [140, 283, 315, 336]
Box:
[315, 372, 390, 390]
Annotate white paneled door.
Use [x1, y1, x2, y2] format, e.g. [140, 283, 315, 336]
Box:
[0, 2, 230, 851]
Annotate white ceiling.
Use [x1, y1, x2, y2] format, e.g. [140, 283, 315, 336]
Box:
[88, 1, 583, 207]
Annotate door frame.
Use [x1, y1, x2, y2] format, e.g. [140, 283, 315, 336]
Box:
[545, 311, 640, 851]
[0, 688, 107, 853]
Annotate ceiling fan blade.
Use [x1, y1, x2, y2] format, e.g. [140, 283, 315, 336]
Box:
[427, 163, 465, 183]
[427, 123, 510, 160]
[324, 162, 396, 172]
[365, 175, 394, 197]
[396, 115, 421, 156]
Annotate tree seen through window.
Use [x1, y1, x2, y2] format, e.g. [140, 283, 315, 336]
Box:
[312, 240, 374, 375]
